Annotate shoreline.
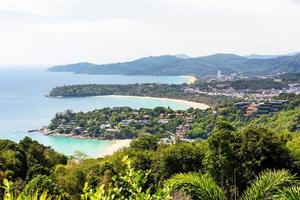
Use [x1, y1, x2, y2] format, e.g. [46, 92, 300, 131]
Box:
[181, 75, 197, 85]
[94, 95, 210, 110]
[97, 139, 132, 157]
[35, 131, 132, 158]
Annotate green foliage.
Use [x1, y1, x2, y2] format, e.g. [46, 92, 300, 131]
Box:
[275, 186, 300, 200]
[241, 170, 299, 200]
[19, 175, 63, 199]
[47, 105, 251, 141]
[0, 137, 67, 181]
[166, 170, 300, 200]
[204, 122, 292, 195]
[48, 107, 176, 139]
[194, 79, 288, 91]
[2, 179, 15, 200]
[249, 106, 300, 134]
[130, 135, 159, 151]
[81, 156, 171, 200]
[287, 135, 300, 161]
[0, 138, 67, 199]
[0, 140, 27, 180]
[19, 137, 68, 180]
[204, 121, 236, 187]
[166, 173, 227, 200]
[234, 127, 291, 188]
[54, 160, 89, 199]
[48, 83, 237, 108]
[277, 73, 300, 83]
[275, 93, 300, 110]
[71, 151, 89, 161]
[2, 178, 58, 200]
[153, 142, 208, 183]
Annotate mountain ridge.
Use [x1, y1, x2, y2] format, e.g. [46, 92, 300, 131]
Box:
[47, 52, 300, 76]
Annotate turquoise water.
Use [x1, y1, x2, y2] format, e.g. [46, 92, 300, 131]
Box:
[0, 69, 191, 157]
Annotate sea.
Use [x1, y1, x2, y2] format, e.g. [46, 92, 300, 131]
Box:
[0, 68, 192, 157]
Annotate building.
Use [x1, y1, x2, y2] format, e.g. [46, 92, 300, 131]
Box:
[185, 117, 195, 124]
[256, 100, 288, 116]
[100, 124, 111, 129]
[245, 105, 258, 116]
[234, 102, 251, 113]
[234, 100, 288, 116]
[158, 119, 169, 124]
[175, 124, 191, 139]
[217, 70, 222, 80]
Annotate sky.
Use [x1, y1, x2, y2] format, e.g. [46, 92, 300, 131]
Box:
[0, 0, 300, 67]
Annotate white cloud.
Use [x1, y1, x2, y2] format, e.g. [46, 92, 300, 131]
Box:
[0, 0, 299, 66]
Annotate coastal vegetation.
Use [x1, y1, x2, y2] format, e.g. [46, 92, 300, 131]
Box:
[46, 106, 249, 140]
[193, 78, 289, 91]
[0, 137, 67, 199]
[44, 93, 300, 140]
[48, 83, 239, 108]
[47, 74, 299, 110]
[277, 72, 300, 83]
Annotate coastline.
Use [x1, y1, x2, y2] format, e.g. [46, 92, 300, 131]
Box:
[181, 75, 197, 85]
[94, 95, 210, 110]
[97, 139, 132, 157]
[36, 131, 132, 158]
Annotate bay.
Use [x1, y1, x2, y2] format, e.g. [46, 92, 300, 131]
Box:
[0, 68, 191, 157]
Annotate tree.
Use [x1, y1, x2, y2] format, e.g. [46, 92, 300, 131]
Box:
[0, 140, 27, 180]
[19, 137, 67, 180]
[154, 142, 208, 184]
[71, 151, 89, 161]
[240, 170, 298, 200]
[274, 186, 300, 200]
[166, 170, 300, 200]
[0, 150, 26, 180]
[234, 127, 292, 191]
[130, 135, 159, 151]
[204, 121, 236, 189]
[18, 175, 64, 199]
[204, 122, 293, 195]
[166, 173, 227, 200]
[287, 135, 300, 172]
[81, 156, 170, 200]
[2, 178, 58, 200]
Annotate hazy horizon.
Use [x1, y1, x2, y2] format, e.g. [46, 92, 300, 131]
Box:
[1, 50, 300, 70]
[1, 0, 300, 67]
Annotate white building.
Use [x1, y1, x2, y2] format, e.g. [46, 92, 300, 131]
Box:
[217, 70, 222, 80]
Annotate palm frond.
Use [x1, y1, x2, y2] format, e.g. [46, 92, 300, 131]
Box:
[166, 173, 227, 200]
[241, 169, 298, 200]
[275, 186, 300, 200]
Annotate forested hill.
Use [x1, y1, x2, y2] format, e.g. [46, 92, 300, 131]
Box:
[47, 53, 300, 76]
[48, 83, 238, 108]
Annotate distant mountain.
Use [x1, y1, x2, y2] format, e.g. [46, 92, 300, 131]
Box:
[246, 52, 300, 59]
[174, 54, 191, 59]
[47, 53, 300, 76]
[48, 62, 98, 73]
[245, 54, 280, 60]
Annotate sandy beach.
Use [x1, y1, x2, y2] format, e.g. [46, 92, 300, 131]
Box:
[181, 75, 198, 85]
[37, 130, 132, 158]
[98, 139, 132, 157]
[98, 95, 210, 110]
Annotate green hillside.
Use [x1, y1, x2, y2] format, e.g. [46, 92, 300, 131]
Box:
[47, 53, 300, 76]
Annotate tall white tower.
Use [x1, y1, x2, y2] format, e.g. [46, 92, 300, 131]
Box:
[217, 70, 222, 80]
